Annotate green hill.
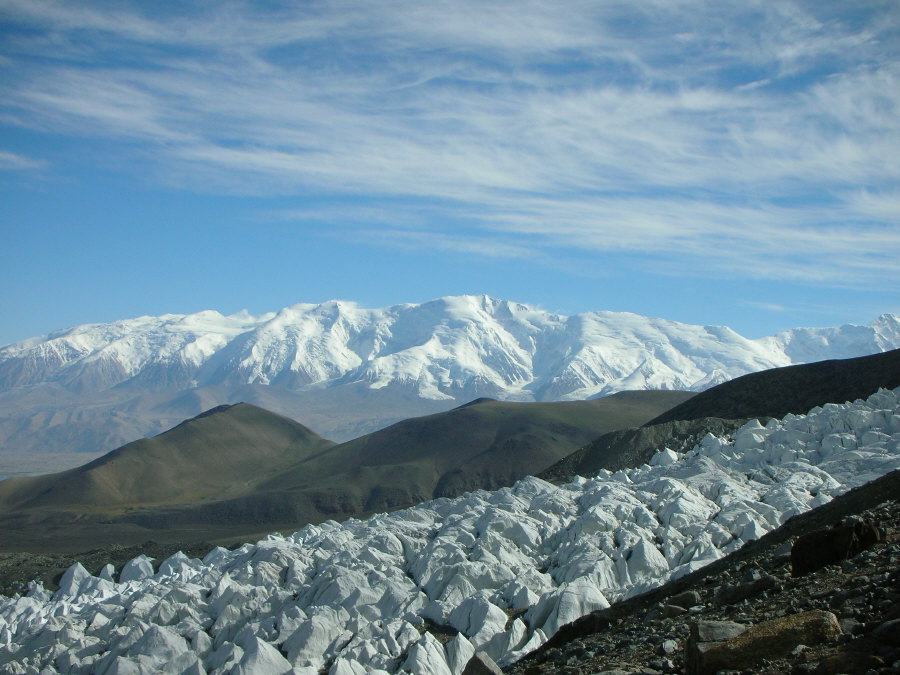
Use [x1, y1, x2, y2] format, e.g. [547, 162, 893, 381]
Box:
[0, 403, 335, 513]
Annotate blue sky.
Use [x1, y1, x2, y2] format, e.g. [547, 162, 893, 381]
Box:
[2, 0, 899, 346]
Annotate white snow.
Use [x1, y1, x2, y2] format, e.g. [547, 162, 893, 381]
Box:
[2, 387, 900, 673]
[1, 296, 896, 402]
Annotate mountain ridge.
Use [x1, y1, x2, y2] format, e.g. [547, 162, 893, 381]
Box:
[4, 297, 897, 400]
[1, 295, 897, 462]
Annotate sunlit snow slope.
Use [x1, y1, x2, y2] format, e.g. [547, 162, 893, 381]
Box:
[2, 387, 899, 674]
[1, 296, 898, 455]
[3, 297, 898, 401]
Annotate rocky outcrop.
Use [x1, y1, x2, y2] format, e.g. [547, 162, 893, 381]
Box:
[791, 516, 883, 576]
[686, 611, 842, 675]
[463, 652, 504, 675]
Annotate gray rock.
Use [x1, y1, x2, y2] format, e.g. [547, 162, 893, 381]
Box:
[716, 574, 779, 606]
[790, 644, 809, 657]
[649, 658, 675, 672]
[741, 568, 763, 583]
[840, 617, 864, 635]
[873, 618, 900, 645]
[660, 639, 678, 655]
[691, 620, 749, 644]
[668, 590, 702, 609]
[687, 611, 842, 675]
[774, 541, 794, 558]
[463, 652, 504, 675]
[660, 604, 688, 618]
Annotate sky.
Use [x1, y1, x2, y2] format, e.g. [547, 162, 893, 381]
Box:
[2, 0, 899, 346]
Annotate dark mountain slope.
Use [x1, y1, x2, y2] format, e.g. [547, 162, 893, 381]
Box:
[118, 391, 693, 532]
[539, 417, 748, 483]
[264, 390, 693, 497]
[540, 349, 900, 484]
[647, 347, 900, 426]
[0, 390, 691, 552]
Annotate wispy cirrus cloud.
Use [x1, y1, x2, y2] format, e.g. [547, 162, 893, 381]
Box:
[0, 151, 45, 171]
[1, 0, 899, 287]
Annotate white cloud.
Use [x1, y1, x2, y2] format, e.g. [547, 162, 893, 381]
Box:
[1, 0, 899, 286]
[0, 151, 45, 171]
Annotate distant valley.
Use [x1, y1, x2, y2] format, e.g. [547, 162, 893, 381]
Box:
[1, 295, 898, 471]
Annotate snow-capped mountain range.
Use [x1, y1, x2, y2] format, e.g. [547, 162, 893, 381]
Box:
[2, 387, 899, 673]
[4, 296, 899, 400]
[0, 295, 898, 461]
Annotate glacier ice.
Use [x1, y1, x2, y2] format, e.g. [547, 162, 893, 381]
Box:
[1, 387, 899, 673]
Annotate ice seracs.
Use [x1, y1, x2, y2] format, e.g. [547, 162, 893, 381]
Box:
[1, 387, 900, 673]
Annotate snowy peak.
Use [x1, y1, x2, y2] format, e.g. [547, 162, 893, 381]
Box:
[767, 313, 900, 363]
[0, 295, 900, 400]
[1, 298, 898, 402]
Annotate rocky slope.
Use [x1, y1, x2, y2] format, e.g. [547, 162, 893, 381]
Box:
[509, 470, 900, 675]
[648, 348, 900, 426]
[0, 387, 897, 673]
[1, 296, 897, 462]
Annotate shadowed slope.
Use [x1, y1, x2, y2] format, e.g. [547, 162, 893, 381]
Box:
[541, 349, 900, 484]
[646, 348, 900, 426]
[257, 390, 694, 508]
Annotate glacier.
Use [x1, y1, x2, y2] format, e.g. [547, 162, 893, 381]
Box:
[1, 387, 899, 674]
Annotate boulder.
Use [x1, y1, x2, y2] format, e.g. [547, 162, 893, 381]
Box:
[715, 573, 779, 605]
[462, 651, 503, 675]
[691, 620, 748, 644]
[667, 590, 702, 609]
[687, 611, 842, 675]
[791, 517, 882, 576]
[872, 618, 900, 646]
[812, 651, 884, 674]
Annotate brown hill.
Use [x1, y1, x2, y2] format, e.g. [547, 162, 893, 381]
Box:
[0, 403, 335, 513]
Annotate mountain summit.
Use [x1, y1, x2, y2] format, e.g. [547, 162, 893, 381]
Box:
[1, 296, 898, 460]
